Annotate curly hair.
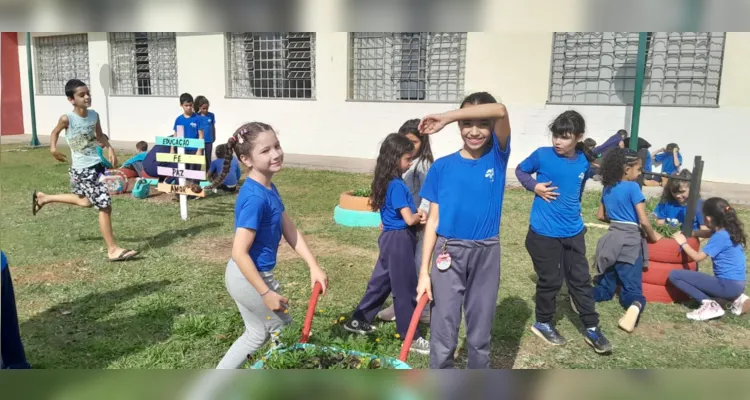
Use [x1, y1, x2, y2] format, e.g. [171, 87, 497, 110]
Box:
[703, 197, 747, 247]
[369, 133, 415, 212]
[205, 122, 275, 190]
[660, 169, 693, 204]
[600, 148, 641, 187]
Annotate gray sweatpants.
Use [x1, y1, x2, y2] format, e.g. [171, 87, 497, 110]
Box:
[429, 235, 501, 369]
[216, 259, 292, 369]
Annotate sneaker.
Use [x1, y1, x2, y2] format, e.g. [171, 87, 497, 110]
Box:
[730, 294, 750, 316]
[409, 337, 430, 356]
[570, 297, 579, 315]
[531, 322, 567, 346]
[618, 302, 642, 333]
[377, 305, 396, 322]
[584, 327, 613, 354]
[343, 319, 377, 335]
[687, 300, 725, 321]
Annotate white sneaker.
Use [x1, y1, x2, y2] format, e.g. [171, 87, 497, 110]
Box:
[409, 337, 430, 356]
[687, 300, 725, 321]
[377, 305, 396, 322]
[730, 293, 750, 316]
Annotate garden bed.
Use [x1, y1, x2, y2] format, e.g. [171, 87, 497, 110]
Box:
[333, 188, 381, 228]
[251, 343, 410, 369]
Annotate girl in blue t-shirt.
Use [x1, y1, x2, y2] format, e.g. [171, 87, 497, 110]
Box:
[377, 119, 434, 324]
[516, 110, 612, 354]
[654, 170, 708, 234]
[194, 96, 216, 167]
[593, 148, 662, 333]
[670, 197, 749, 320]
[652, 142, 682, 180]
[209, 122, 328, 369]
[415, 92, 511, 369]
[344, 133, 429, 355]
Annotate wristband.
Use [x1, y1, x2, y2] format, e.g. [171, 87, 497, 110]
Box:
[679, 242, 687, 248]
[260, 289, 271, 297]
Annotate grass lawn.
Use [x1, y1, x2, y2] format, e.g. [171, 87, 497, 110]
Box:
[2, 143, 749, 370]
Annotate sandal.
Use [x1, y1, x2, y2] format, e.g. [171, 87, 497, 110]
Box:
[32, 191, 41, 216]
[108, 249, 139, 262]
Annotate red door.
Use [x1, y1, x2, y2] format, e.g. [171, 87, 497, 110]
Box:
[1, 32, 24, 135]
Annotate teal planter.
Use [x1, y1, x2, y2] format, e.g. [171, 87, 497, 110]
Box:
[333, 205, 381, 228]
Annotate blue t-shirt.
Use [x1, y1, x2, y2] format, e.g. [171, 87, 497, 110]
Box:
[601, 181, 645, 224]
[199, 112, 216, 143]
[96, 146, 113, 169]
[209, 157, 241, 187]
[518, 147, 590, 238]
[234, 179, 285, 272]
[655, 151, 683, 175]
[703, 229, 747, 281]
[123, 152, 148, 168]
[420, 135, 510, 240]
[381, 178, 417, 232]
[653, 200, 704, 230]
[1, 251, 7, 271]
[173, 113, 206, 140]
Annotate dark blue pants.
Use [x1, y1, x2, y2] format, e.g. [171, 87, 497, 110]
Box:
[1, 266, 31, 369]
[594, 255, 647, 311]
[204, 142, 213, 170]
[353, 228, 419, 340]
[668, 270, 746, 302]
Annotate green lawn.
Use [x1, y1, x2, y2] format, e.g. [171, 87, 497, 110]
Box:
[2, 144, 749, 370]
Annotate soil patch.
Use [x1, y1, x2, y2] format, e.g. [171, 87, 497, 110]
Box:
[12, 259, 96, 286]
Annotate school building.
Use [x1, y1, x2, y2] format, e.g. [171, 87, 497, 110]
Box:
[2, 32, 749, 183]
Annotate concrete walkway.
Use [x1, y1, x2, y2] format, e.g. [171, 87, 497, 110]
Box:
[4, 134, 749, 205]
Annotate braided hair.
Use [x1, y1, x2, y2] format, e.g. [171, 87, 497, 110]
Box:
[703, 197, 747, 247]
[600, 147, 641, 187]
[205, 122, 275, 190]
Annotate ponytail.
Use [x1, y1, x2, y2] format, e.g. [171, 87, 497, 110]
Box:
[703, 197, 747, 247]
[206, 135, 238, 190]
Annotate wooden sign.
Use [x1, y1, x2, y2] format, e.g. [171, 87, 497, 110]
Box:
[157, 166, 206, 180]
[155, 136, 205, 149]
[156, 153, 205, 165]
[157, 183, 206, 198]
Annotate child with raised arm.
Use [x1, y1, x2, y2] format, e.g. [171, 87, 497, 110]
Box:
[31, 79, 138, 262]
[670, 198, 749, 320]
[210, 123, 328, 369]
[415, 92, 510, 369]
[515, 110, 612, 354]
[593, 148, 662, 333]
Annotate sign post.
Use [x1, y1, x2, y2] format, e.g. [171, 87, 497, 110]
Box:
[155, 127, 207, 220]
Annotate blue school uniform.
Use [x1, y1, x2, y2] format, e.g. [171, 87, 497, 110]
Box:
[601, 181, 645, 223]
[209, 157, 242, 187]
[200, 112, 216, 144]
[173, 113, 206, 140]
[517, 147, 590, 238]
[420, 135, 510, 240]
[653, 200, 704, 230]
[234, 179, 285, 272]
[123, 152, 148, 168]
[654, 151, 682, 175]
[381, 178, 417, 232]
[703, 229, 747, 281]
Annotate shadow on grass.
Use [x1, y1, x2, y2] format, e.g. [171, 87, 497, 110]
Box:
[489, 296, 533, 369]
[20, 279, 183, 368]
[77, 222, 221, 250]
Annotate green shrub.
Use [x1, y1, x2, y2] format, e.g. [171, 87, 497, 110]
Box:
[351, 187, 371, 197]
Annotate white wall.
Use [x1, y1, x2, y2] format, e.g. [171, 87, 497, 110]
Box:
[17, 32, 750, 184]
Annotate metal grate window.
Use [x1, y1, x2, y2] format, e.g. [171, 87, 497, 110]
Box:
[549, 32, 726, 106]
[349, 32, 467, 102]
[108, 32, 178, 96]
[34, 34, 90, 95]
[225, 32, 315, 99]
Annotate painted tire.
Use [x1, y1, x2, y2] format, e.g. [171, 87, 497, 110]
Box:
[339, 191, 373, 211]
[333, 205, 381, 228]
[643, 282, 689, 304]
[642, 260, 698, 286]
[647, 237, 699, 264]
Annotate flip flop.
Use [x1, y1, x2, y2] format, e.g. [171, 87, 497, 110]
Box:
[32, 191, 40, 216]
[108, 249, 139, 262]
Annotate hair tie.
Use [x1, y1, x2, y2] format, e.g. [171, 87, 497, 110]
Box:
[725, 206, 732, 212]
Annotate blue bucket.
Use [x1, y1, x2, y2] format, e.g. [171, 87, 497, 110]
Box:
[250, 343, 410, 369]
